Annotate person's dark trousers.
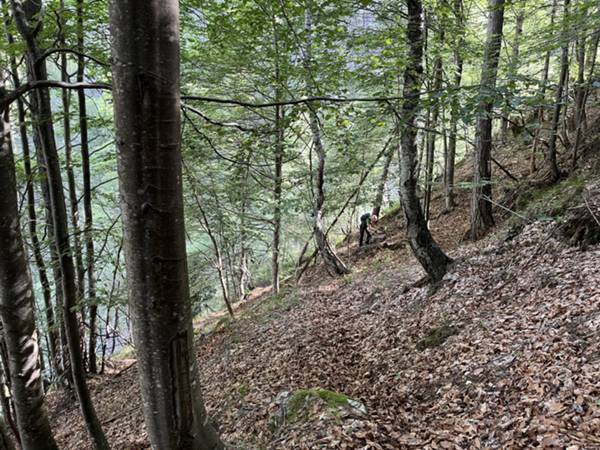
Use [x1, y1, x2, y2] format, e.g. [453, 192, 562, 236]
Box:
[359, 224, 371, 246]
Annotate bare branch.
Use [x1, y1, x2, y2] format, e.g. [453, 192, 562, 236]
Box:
[0, 80, 111, 112]
[36, 47, 110, 68]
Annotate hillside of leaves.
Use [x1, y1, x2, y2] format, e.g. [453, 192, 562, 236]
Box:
[47, 130, 600, 449]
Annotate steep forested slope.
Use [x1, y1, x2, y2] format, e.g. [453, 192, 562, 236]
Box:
[47, 141, 600, 448]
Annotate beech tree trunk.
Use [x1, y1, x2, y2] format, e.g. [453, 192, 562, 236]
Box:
[0, 102, 58, 450]
[399, 0, 452, 283]
[444, 0, 464, 213]
[531, 0, 558, 173]
[237, 151, 251, 301]
[372, 145, 394, 217]
[59, 8, 87, 370]
[75, 0, 100, 375]
[1, 4, 61, 376]
[304, 0, 349, 276]
[9, 1, 109, 448]
[572, 29, 599, 168]
[546, 0, 570, 183]
[572, 36, 586, 169]
[469, 0, 505, 240]
[423, 33, 444, 221]
[188, 177, 235, 319]
[272, 35, 284, 293]
[109, 1, 225, 448]
[272, 100, 283, 293]
[501, 9, 524, 140]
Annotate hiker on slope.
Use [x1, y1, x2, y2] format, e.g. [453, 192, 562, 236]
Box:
[359, 211, 378, 246]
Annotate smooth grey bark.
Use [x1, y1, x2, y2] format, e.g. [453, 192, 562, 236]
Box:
[58, 2, 87, 370]
[188, 177, 235, 319]
[8, 1, 109, 448]
[108, 1, 224, 449]
[272, 21, 284, 293]
[77, 0, 99, 375]
[1, 1, 61, 376]
[444, 0, 464, 212]
[423, 31, 444, 222]
[469, 0, 505, 240]
[572, 29, 599, 167]
[272, 100, 283, 293]
[501, 9, 524, 140]
[0, 101, 58, 450]
[399, 0, 452, 282]
[572, 36, 586, 169]
[303, 0, 349, 276]
[546, 0, 570, 183]
[237, 151, 251, 301]
[372, 145, 394, 217]
[531, 0, 558, 173]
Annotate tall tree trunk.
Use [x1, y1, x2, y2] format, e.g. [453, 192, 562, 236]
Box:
[9, 2, 109, 448]
[304, 0, 349, 276]
[399, 0, 452, 283]
[272, 23, 284, 293]
[237, 151, 251, 301]
[59, 5, 87, 370]
[469, 0, 505, 240]
[108, 1, 225, 448]
[76, 0, 100, 375]
[572, 36, 586, 169]
[2, 3, 61, 377]
[0, 102, 58, 450]
[187, 175, 235, 319]
[444, 0, 464, 213]
[583, 30, 600, 129]
[531, 0, 558, 173]
[572, 29, 599, 167]
[272, 101, 283, 293]
[501, 9, 524, 140]
[423, 31, 444, 221]
[35, 160, 70, 381]
[546, 0, 570, 183]
[372, 145, 394, 217]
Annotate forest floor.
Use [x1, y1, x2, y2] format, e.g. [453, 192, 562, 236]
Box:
[47, 131, 600, 449]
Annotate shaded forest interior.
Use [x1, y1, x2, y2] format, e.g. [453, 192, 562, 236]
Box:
[1, 0, 600, 449]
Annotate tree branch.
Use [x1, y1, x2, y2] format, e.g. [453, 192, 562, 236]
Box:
[181, 84, 482, 109]
[36, 47, 110, 68]
[0, 80, 111, 112]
